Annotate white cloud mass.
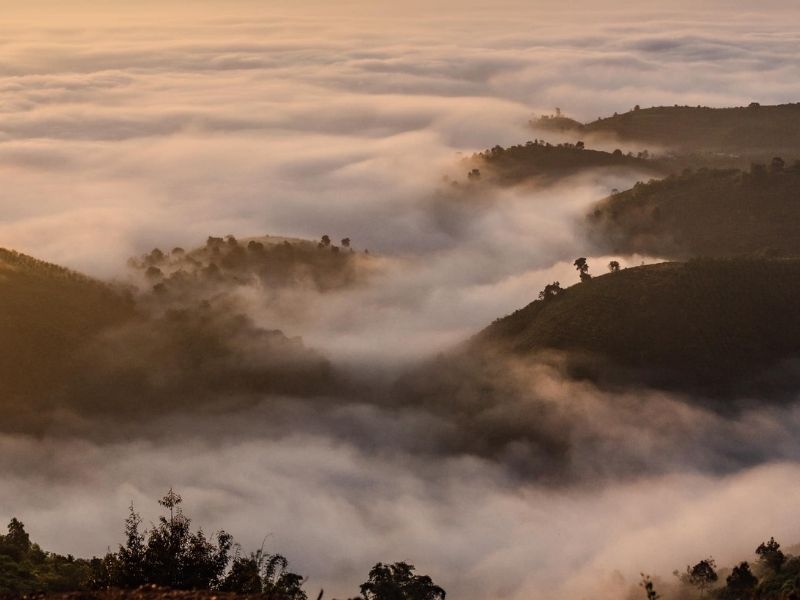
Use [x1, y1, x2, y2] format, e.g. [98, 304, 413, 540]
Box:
[3, 1, 800, 599]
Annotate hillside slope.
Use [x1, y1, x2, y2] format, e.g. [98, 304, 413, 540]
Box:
[0, 249, 135, 409]
[587, 164, 800, 259]
[475, 259, 800, 392]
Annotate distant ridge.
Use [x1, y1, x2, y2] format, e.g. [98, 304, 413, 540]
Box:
[535, 103, 800, 158]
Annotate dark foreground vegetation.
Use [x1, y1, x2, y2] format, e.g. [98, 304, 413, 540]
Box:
[588, 162, 800, 259]
[0, 491, 445, 600]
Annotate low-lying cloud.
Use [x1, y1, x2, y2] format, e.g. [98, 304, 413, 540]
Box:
[3, 2, 800, 599]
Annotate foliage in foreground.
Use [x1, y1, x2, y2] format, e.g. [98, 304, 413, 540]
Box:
[0, 491, 443, 600]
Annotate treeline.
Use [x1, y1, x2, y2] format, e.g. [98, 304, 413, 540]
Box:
[0, 491, 445, 600]
[128, 234, 368, 297]
[641, 537, 799, 600]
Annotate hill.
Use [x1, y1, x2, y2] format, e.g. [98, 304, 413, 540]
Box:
[474, 259, 800, 393]
[587, 163, 800, 259]
[536, 103, 800, 160]
[464, 139, 662, 186]
[0, 245, 340, 432]
[0, 248, 135, 413]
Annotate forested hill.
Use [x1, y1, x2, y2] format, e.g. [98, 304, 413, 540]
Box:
[587, 162, 800, 259]
[0, 243, 339, 432]
[474, 259, 800, 393]
[536, 103, 800, 158]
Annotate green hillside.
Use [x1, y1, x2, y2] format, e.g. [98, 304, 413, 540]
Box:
[587, 163, 800, 259]
[475, 259, 800, 392]
[537, 103, 800, 160]
[0, 249, 135, 412]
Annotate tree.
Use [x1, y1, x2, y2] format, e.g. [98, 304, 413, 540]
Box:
[116, 505, 146, 587]
[639, 574, 660, 600]
[360, 562, 445, 600]
[2, 519, 31, 561]
[319, 235, 331, 248]
[467, 168, 481, 181]
[109, 489, 233, 591]
[681, 558, 718, 598]
[538, 281, 563, 301]
[718, 562, 757, 599]
[608, 260, 620, 273]
[145, 266, 163, 280]
[573, 257, 591, 282]
[222, 550, 306, 599]
[771, 156, 786, 173]
[576, 140, 585, 150]
[756, 537, 785, 573]
[341, 238, 351, 248]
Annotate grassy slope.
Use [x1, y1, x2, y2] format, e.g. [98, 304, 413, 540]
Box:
[477, 260, 800, 388]
[587, 166, 800, 259]
[0, 249, 134, 406]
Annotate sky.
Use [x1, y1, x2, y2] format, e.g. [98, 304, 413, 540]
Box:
[3, 2, 800, 599]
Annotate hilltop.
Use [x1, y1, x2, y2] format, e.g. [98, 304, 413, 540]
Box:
[463, 139, 662, 186]
[474, 259, 800, 394]
[535, 103, 800, 161]
[587, 162, 800, 259]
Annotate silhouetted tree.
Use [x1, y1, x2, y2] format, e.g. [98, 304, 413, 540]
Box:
[639, 574, 660, 600]
[538, 281, 563, 301]
[341, 238, 351, 248]
[116, 505, 146, 587]
[467, 168, 481, 181]
[319, 235, 331, 248]
[608, 261, 620, 273]
[109, 489, 233, 591]
[681, 558, 717, 598]
[756, 538, 785, 574]
[718, 562, 757, 600]
[1, 519, 31, 561]
[360, 562, 445, 600]
[574, 257, 591, 282]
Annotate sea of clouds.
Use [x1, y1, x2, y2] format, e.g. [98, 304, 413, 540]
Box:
[3, 1, 800, 598]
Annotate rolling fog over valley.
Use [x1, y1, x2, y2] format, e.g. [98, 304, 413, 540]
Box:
[4, 2, 800, 600]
